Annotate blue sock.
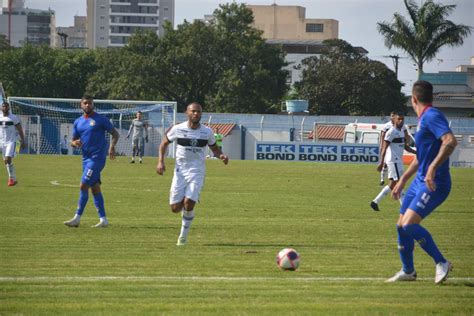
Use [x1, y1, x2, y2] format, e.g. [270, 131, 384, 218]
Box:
[403, 224, 446, 264]
[76, 189, 89, 215]
[93, 192, 106, 218]
[397, 226, 415, 273]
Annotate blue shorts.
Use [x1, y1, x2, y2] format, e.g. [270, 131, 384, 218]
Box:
[400, 177, 450, 219]
[81, 159, 105, 186]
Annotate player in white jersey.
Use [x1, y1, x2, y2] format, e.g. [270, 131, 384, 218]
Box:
[0, 101, 26, 186]
[126, 111, 148, 163]
[157, 102, 229, 246]
[371, 112, 416, 211]
[379, 112, 396, 186]
[379, 112, 412, 185]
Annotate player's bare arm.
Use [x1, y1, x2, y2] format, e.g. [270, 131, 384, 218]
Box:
[209, 143, 229, 165]
[392, 156, 419, 200]
[109, 128, 120, 160]
[157, 137, 171, 175]
[15, 123, 26, 150]
[404, 130, 416, 154]
[377, 140, 389, 172]
[424, 132, 457, 192]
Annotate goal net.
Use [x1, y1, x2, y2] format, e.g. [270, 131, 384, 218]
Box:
[8, 97, 177, 157]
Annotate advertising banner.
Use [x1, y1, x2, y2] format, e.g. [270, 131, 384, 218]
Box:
[255, 141, 379, 164]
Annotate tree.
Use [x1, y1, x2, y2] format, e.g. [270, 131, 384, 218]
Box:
[0, 34, 10, 51]
[206, 3, 288, 113]
[377, 0, 471, 76]
[0, 45, 97, 98]
[294, 39, 407, 116]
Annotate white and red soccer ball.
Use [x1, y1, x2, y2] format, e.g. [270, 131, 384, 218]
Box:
[276, 248, 300, 271]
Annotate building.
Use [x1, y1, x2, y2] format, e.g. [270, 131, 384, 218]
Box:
[86, 0, 174, 48]
[417, 57, 474, 117]
[0, 0, 56, 47]
[247, 4, 338, 41]
[56, 16, 86, 48]
[197, 4, 359, 85]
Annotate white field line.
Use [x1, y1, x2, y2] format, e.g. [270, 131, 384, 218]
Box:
[0, 276, 473, 282]
[50, 180, 157, 192]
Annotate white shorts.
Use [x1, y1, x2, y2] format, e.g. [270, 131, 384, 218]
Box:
[1, 142, 16, 159]
[387, 161, 403, 181]
[169, 167, 205, 205]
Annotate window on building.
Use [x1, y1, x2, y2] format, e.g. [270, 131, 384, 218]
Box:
[306, 23, 324, 33]
[100, 15, 105, 19]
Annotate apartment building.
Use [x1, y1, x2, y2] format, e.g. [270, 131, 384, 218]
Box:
[0, 0, 55, 47]
[56, 16, 87, 48]
[86, 0, 174, 48]
[248, 4, 338, 41]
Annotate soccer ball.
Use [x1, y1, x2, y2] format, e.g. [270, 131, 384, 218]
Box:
[276, 248, 300, 271]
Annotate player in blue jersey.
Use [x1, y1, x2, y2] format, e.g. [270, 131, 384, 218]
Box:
[388, 81, 457, 284]
[64, 95, 120, 228]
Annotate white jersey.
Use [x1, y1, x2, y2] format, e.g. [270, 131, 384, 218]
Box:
[0, 113, 20, 144]
[167, 122, 216, 173]
[384, 126, 405, 163]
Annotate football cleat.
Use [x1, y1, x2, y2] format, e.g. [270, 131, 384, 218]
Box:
[370, 201, 380, 212]
[435, 261, 452, 284]
[139, 159, 143, 163]
[130, 160, 135, 164]
[379, 180, 385, 186]
[385, 269, 417, 282]
[176, 236, 186, 246]
[7, 178, 17, 186]
[92, 218, 109, 228]
[64, 217, 80, 227]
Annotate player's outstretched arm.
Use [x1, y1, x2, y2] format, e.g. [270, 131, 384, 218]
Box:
[157, 138, 170, 175]
[209, 143, 229, 165]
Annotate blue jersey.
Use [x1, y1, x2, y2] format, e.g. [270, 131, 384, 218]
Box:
[415, 107, 452, 186]
[73, 112, 114, 161]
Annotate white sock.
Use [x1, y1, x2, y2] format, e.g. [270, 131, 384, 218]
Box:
[100, 216, 107, 223]
[374, 185, 391, 204]
[179, 210, 195, 239]
[6, 163, 16, 179]
[73, 214, 81, 221]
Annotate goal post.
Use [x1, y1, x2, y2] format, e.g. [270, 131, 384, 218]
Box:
[8, 97, 177, 158]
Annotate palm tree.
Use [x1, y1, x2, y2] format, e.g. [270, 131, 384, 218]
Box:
[377, 0, 471, 77]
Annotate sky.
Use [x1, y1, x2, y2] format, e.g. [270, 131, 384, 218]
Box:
[24, 0, 474, 93]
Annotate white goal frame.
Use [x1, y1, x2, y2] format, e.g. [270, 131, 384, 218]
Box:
[8, 96, 177, 158]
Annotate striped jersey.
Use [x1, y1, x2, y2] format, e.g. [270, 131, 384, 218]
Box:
[384, 126, 405, 163]
[166, 122, 216, 172]
[0, 113, 21, 143]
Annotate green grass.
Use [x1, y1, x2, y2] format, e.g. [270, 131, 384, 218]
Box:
[1, 155, 473, 315]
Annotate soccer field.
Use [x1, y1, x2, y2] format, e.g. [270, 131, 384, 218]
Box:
[1, 155, 473, 314]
